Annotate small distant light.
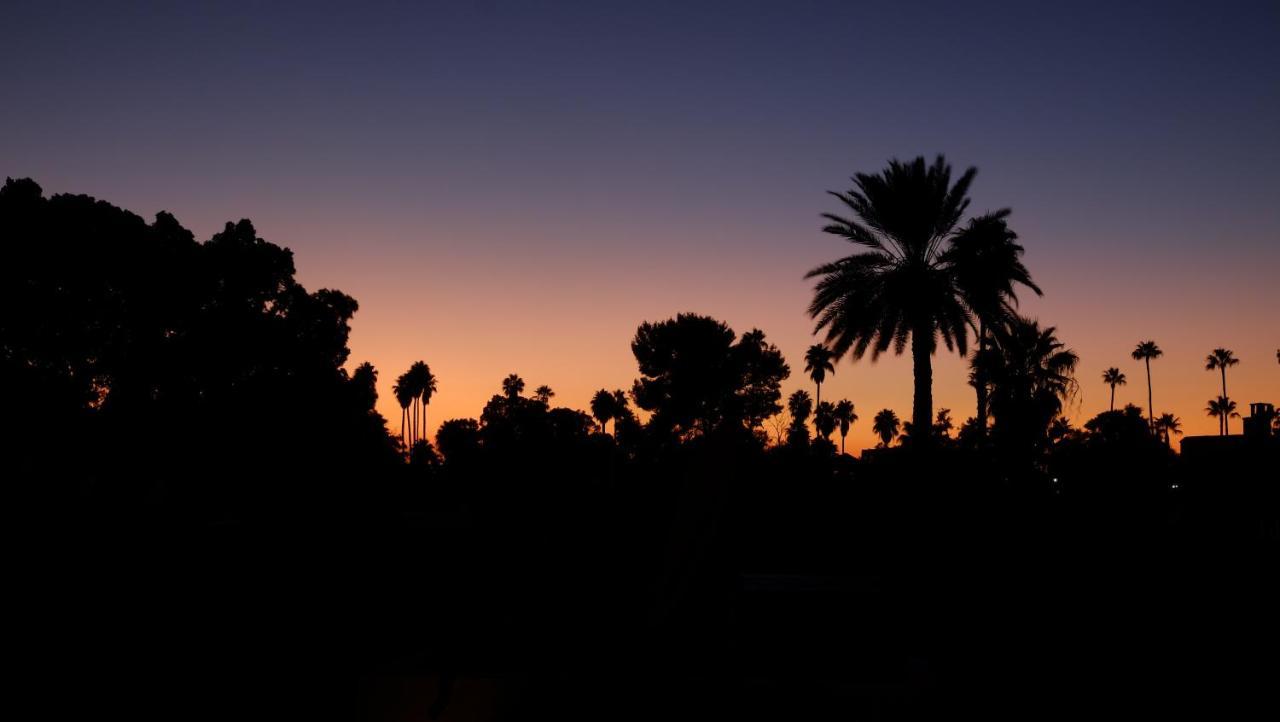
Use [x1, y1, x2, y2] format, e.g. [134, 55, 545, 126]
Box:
[1052, 477, 1059, 483]
[1171, 483, 1180, 490]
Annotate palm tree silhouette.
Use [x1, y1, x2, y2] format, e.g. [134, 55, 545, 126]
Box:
[804, 344, 836, 411]
[934, 408, 954, 438]
[872, 408, 900, 448]
[1132, 341, 1162, 433]
[502, 374, 525, 400]
[1206, 396, 1239, 436]
[533, 385, 555, 404]
[412, 362, 437, 446]
[814, 401, 837, 442]
[808, 156, 995, 446]
[1154, 413, 1182, 448]
[945, 211, 1041, 435]
[1102, 367, 1126, 412]
[1205, 349, 1239, 434]
[833, 399, 857, 454]
[590, 389, 616, 434]
[393, 374, 413, 448]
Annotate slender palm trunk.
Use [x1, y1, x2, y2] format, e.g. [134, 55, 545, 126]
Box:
[423, 402, 428, 445]
[840, 432, 846, 455]
[975, 322, 988, 435]
[1221, 368, 1228, 435]
[400, 407, 406, 446]
[911, 329, 933, 448]
[1144, 358, 1154, 433]
[1109, 383, 1116, 412]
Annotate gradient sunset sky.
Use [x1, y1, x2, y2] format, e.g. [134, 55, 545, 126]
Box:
[5, 1, 1277, 451]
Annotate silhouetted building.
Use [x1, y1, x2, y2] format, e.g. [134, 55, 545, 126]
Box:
[1243, 402, 1276, 440]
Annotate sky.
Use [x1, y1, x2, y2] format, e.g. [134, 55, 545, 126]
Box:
[4, 0, 1277, 451]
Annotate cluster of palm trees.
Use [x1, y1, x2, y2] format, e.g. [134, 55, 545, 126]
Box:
[805, 155, 1042, 446]
[589, 389, 631, 435]
[1104, 344, 1247, 439]
[393, 361, 437, 449]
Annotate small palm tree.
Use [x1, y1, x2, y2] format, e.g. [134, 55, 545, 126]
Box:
[590, 389, 616, 434]
[872, 408, 900, 448]
[833, 399, 857, 454]
[1205, 349, 1239, 433]
[1132, 341, 1163, 432]
[1205, 396, 1239, 437]
[1102, 367, 1126, 412]
[804, 344, 836, 410]
[502, 373, 525, 400]
[1154, 413, 1182, 447]
[533, 385, 555, 404]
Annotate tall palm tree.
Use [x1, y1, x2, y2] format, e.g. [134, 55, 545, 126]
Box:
[1102, 367, 1126, 412]
[944, 211, 1041, 435]
[393, 373, 413, 448]
[1154, 413, 1182, 448]
[1132, 341, 1162, 433]
[1205, 348, 1239, 434]
[502, 373, 525, 400]
[833, 399, 857, 454]
[807, 156, 990, 446]
[590, 389, 616, 434]
[1206, 396, 1239, 437]
[415, 363, 437, 444]
[804, 344, 836, 410]
[872, 408, 900, 448]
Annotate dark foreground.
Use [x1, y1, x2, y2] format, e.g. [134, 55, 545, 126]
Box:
[18, 446, 1279, 722]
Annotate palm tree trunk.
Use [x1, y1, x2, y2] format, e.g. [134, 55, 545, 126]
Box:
[1221, 368, 1228, 435]
[1145, 358, 1154, 433]
[911, 329, 933, 448]
[975, 322, 988, 435]
[1109, 384, 1115, 412]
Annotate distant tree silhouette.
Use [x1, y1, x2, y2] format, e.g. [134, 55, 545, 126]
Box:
[590, 389, 617, 434]
[631, 314, 789, 439]
[1102, 367, 1127, 412]
[804, 343, 836, 412]
[786, 389, 814, 447]
[1205, 349, 1239, 434]
[945, 211, 1041, 436]
[502, 374, 525, 400]
[814, 400, 837, 442]
[977, 317, 1078, 458]
[872, 408, 900, 447]
[435, 418, 481, 466]
[393, 375, 413, 448]
[533, 385, 555, 404]
[1132, 341, 1163, 433]
[933, 408, 954, 439]
[808, 156, 1032, 447]
[1047, 416, 1075, 445]
[833, 399, 857, 454]
[1153, 413, 1182, 448]
[1206, 396, 1239, 436]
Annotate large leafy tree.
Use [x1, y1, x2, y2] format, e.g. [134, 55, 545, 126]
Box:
[808, 156, 1033, 446]
[631, 314, 789, 439]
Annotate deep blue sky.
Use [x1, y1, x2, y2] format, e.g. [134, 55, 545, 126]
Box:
[4, 0, 1277, 445]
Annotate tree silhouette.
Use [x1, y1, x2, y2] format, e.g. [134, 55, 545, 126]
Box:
[977, 317, 1078, 456]
[590, 389, 617, 434]
[933, 408, 954, 439]
[1205, 349, 1239, 434]
[833, 399, 857, 454]
[808, 156, 1014, 447]
[533, 385, 555, 404]
[804, 343, 836, 413]
[786, 390, 813, 447]
[631, 314, 789, 439]
[872, 408, 900, 447]
[944, 211, 1041, 436]
[502, 374, 525, 400]
[1153, 413, 1182, 448]
[1102, 367, 1127, 412]
[1132, 341, 1163, 433]
[814, 400, 837, 442]
[393, 374, 413, 448]
[1206, 396, 1239, 436]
